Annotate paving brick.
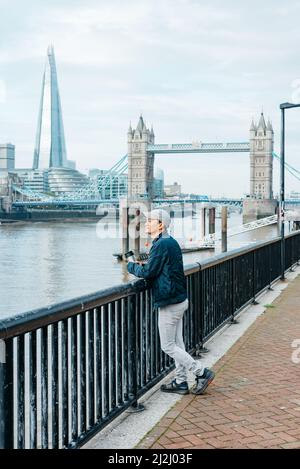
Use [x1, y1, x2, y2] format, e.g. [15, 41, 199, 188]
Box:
[178, 428, 203, 437]
[235, 427, 256, 438]
[216, 433, 242, 443]
[156, 436, 172, 445]
[164, 430, 180, 439]
[280, 441, 300, 449]
[254, 429, 277, 440]
[272, 432, 299, 443]
[286, 428, 300, 437]
[259, 438, 286, 447]
[184, 434, 204, 446]
[196, 430, 224, 439]
[164, 442, 194, 449]
[169, 422, 183, 432]
[246, 443, 264, 449]
[202, 438, 230, 448]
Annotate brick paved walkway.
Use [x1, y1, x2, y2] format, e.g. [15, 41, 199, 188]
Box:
[137, 275, 300, 449]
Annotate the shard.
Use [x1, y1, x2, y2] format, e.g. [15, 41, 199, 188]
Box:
[33, 46, 68, 169]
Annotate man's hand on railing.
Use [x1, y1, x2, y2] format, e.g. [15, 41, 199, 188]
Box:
[133, 279, 148, 292]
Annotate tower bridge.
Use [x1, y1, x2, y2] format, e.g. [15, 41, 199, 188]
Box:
[10, 111, 300, 214]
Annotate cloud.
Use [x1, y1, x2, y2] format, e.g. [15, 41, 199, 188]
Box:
[1, 0, 300, 196]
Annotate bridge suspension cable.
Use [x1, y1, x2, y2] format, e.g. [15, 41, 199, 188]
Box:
[273, 152, 300, 183]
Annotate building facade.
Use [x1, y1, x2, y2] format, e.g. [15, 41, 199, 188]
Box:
[13, 168, 89, 195]
[153, 168, 164, 198]
[44, 167, 89, 194]
[0, 144, 15, 170]
[164, 182, 181, 197]
[0, 171, 23, 212]
[13, 169, 45, 192]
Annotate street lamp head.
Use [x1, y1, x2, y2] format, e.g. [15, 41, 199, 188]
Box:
[280, 102, 300, 109]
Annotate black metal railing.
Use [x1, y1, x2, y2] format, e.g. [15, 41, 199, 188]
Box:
[1, 232, 300, 449]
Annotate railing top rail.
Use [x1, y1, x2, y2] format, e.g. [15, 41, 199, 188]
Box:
[0, 280, 144, 339]
[199, 235, 282, 270]
[1, 231, 298, 339]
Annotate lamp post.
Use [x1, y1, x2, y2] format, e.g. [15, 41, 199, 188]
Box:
[279, 102, 300, 279]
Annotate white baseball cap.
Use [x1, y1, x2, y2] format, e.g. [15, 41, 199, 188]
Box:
[144, 208, 171, 228]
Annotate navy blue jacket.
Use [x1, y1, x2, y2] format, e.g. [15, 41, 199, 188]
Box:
[127, 231, 187, 308]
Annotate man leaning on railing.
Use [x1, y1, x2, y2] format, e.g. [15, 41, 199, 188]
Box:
[126, 208, 215, 395]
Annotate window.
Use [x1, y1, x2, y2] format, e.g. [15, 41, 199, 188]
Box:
[256, 141, 264, 151]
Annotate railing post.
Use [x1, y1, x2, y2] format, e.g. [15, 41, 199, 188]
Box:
[208, 207, 216, 235]
[252, 250, 259, 305]
[221, 206, 227, 252]
[290, 236, 295, 271]
[199, 267, 208, 348]
[200, 207, 206, 240]
[0, 338, 14, 449]
[196, 264, 209, 354]
[127, 295, 144, 413]
[268, 244, 274, 290]
[192, 270, 201, 357]
[230, 258, 238, 324]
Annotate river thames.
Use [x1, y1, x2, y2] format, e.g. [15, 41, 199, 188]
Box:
[0, 211, 287, 319]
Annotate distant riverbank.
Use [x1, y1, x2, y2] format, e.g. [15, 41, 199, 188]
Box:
[0, 210, 109, 222]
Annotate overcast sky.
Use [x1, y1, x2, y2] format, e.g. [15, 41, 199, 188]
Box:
[1, 0, 300, 197]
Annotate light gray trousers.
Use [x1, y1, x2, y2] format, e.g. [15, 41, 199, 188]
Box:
[158, 298, 203, 383]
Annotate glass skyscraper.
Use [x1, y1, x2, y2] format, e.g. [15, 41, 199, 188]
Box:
[32, 45, 68, 170]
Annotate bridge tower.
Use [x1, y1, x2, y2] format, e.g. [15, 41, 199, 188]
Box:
[127, 115, 154, 201]
[243, 112, 278, 222]
[250, 112, 273, 199]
